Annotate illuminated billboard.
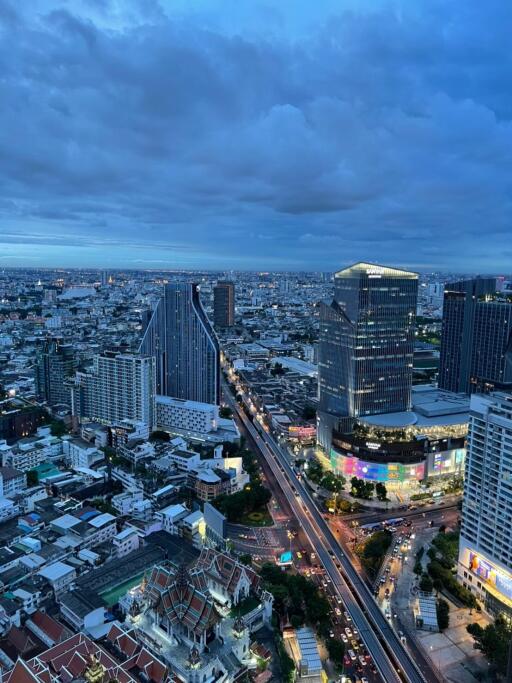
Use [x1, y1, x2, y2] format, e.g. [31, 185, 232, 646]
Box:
[330, 449, 425, 483]
[469, 552, 512, 603]
[289, 425, 316, 439]
[427, 447, 466, 477]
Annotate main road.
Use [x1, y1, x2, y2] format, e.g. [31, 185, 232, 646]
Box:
[224, 381, 438, 683]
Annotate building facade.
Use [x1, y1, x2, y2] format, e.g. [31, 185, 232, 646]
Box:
[140, 283, 220, 404]
[34, 339, 77, 408]
[213, 280, 235, 328]
[70, 351, 156, 429]
[318, 262, 418, 449]
[439, 278, 512, 394]
[458, 392, 512, 618]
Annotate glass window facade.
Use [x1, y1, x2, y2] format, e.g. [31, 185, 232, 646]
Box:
[318, 263, 418, 448]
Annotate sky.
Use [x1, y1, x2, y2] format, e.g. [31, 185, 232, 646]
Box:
[0, 0, 511, 271]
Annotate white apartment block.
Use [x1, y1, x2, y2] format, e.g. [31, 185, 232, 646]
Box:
[64, 438, 103, 469]
[156, 396, 218, 435]
[71, 351, 156, 430]
[458, 392, 512, 617]
[113, 526, 140, 558]
[0, 432, 65, 472]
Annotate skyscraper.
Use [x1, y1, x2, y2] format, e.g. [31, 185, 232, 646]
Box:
[213, 281, 235, 328]
[140, 282, 220, 404]
[439, 278, 512, 394]
[317, 262, 418, 449]
[70, 350, 156, 428]
[34, 339, 77, 408]
[458, 392, 512, 617]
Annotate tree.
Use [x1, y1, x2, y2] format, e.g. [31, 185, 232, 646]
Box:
[239, 554, 252, 566]
[355, 530, 392, 576]
[219, 406, 233, 419]
[326, 638, 345, 671]
[419, 574, 434, 593]
[301, 405, 316, 421]
[270, 362, 285, 377]
[149, 430, 170, 442]
[350, 476, 374, 500]
[27, 470, 38, 487]
[436, 599, 449, 631]
[50, 420, 67, 437]
[467, 616, 512, 676]
[375, 482, 387, 501]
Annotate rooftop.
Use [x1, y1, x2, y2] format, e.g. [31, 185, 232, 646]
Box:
[361, 386, 469, 429]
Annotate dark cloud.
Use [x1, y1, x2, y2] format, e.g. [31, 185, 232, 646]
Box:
[0, 0, 510, 270]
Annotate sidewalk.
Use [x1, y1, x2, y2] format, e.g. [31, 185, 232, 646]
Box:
[391, 527, 491, 683]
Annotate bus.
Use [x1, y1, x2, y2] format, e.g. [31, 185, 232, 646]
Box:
[360, 522, 382, 534]
[382, 517, 405, 528]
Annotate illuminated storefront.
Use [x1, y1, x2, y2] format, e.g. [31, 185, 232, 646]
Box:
[330, 449, 425, 483]
[458, 540, 512, 618]
[288, 425, 316, 443]
[329, 430, 465, 486]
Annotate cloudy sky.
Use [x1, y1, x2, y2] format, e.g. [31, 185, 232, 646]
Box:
[0, 0, 510, 271]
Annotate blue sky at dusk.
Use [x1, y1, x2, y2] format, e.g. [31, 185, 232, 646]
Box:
[0, 0, 510, 271]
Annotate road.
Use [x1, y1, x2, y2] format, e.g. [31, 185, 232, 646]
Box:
[224, 383, 436, 683]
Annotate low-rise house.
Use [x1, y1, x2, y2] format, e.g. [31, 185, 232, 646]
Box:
[0, 466, 26, 498]
[37, 561, 76, 597]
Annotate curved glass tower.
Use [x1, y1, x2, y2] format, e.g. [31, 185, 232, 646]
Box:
[140, 282, 220, 405]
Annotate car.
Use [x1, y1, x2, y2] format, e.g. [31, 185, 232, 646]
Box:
[352, 627, 358, 635]
[341, 634, 348, 643]
[335, 607, 341, 616]
[351, 639, 359, 651]
[359, 655, 367, 666]
[348, 649, 357, 661]
[344, 610, 351, 621]
[344, 655, 351, 667]
[345, 627, 353, 638]
[361, 677, 369, 683]
[329, 630, 335, 638]
[337, 597, 342, 604]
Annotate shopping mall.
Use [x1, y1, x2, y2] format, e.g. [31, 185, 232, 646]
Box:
[329, 385, 469, 489]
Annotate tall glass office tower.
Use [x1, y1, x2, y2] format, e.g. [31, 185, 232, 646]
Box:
[439, 278, 512, 394]
[213, 281, 235, 328]
[140, 282, 220, 405]
[317, 262, 418, 449]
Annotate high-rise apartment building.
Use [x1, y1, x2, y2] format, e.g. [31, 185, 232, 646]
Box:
[213, 281, 235, 328]
[70, 351, 156, 428]
[317, 262, 418, 449]
[439, 278, 512, 394]
[458, 392, 512, 617]
[139, 282, 220, 404]
[34, 339, 77, 408]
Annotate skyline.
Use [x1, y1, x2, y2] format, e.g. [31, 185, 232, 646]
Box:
[1, 0, 511, 270]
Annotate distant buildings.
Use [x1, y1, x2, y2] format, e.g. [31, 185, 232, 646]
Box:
[213, 280, 235, 328]
[34, 339, 77, 408]
[317, 262, 418, 449]
[140, 282, 220, 405]
[458, 392, 512, 618]
[70, 350, 156, 429]
[439, 277, 512, 394]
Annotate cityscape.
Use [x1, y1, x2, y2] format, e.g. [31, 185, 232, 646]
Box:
[0, 2, 510, 683]
[0, 266, 510, 683]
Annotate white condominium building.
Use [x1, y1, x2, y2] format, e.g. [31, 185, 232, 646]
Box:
[458, 392, 512, 617]
[70, 351, 156, 429]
